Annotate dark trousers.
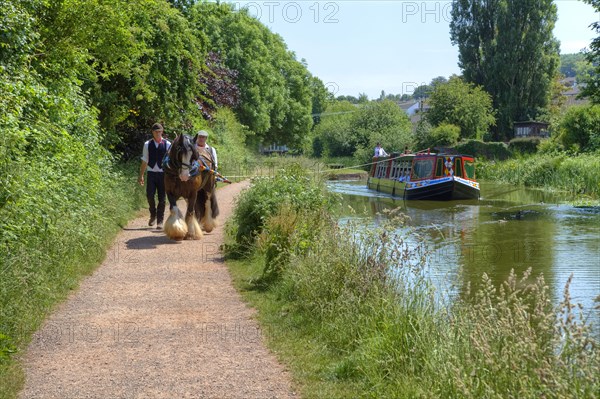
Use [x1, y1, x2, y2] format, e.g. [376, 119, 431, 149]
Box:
[146, 171, 166, 223]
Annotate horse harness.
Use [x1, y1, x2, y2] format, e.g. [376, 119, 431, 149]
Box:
[163, 146, 215, 178]
[197, 146, 216, 170]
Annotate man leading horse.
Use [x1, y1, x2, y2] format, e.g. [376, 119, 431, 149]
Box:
[139, 123, 171, 230]
[194, 130, 220, 233]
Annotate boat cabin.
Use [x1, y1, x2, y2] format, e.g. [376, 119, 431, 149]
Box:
[368, 151, 479, 200]
[410, 154, 476, 181]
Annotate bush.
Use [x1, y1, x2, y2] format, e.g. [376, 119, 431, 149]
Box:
[414, 122, 461, 151]
[559, 104, 600, 152]
[538, 138, 564, 154]
[226, 164, 334, 258]
[431, 123, 461, 146]
[210, 108, 253, 180]
[0, 68, 145, 394]
[508, 137, 542, 154]
[453, 139, 512, 160]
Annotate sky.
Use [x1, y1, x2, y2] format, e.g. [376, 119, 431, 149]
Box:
[223, 0, 599, 99]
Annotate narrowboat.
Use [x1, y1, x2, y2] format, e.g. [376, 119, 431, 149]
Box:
[367, 151, 480, 200]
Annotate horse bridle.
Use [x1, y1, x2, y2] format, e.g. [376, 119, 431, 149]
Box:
[166, 135, 198, 176]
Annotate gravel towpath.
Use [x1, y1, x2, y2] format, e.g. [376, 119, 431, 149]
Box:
[19, 180, 295, 399]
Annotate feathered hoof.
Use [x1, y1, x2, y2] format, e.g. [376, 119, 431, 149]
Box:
[164, 207, 188, 241]
[201, 217, 218, 233]
[201, 199, 217, 233]
[185, 213, 203, 240]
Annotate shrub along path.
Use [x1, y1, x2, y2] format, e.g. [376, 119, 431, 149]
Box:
[19, 180, 295, 398]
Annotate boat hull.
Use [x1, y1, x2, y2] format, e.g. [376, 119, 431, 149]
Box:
[366, 176, 408, 197]
[367, 176, 479, 200]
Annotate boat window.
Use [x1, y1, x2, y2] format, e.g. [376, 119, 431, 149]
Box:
[411, 158, 434, 180]
[435, 158, 443, 177]
[391, 159, 402, 179]
[464, 160, 475, 180]
[376, 160, 388, 178]
[454, 158, 463, 178]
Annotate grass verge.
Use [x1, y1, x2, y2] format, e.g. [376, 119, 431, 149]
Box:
[227, 255, 362, 398]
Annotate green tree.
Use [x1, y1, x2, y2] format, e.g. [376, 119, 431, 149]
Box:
[580, 0, 600, 103]
[450, 0, 560, 140]
[412, 84, 431, 99]
[189, 2, 313, 147]
[558, 104, 600, 152]
[337, 95, 359, 103]
[426, 76, 495, 140]
[350, 100, 413, 163]
[432, 124, 461, 146]
[31, 0, 207, 155]
[560, 53, 586, 78]
[574, 58, 595, 86]
[167, 0, 195, 16]
[310, 75, 332, 127]
[414, 120, 461, 150]
[312, 101, 357, 157]
[430, 76, 448, 87]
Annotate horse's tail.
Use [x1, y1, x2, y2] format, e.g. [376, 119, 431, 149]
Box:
[195, 189, 207, 221]
[210, 189, 219, 218]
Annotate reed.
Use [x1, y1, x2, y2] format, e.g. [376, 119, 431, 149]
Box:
[478, 153, 600, 197]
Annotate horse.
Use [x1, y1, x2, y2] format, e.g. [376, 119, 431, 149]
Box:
[193, 133, 220, 233]
[163, 134, 204, 241]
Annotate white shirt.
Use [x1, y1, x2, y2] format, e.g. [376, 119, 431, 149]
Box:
[141, 139, 171, 172]
[374, 146, 388, 157]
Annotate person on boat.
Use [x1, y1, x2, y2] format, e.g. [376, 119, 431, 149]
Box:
[374, 142, 389, 157]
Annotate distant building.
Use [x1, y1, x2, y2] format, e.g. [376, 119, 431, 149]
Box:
[398, 99, 431, 126]
[259, 143, 288, 155]
[513, 121, 550, 138]
[560, 77, 589, 106]
[398, 100, 420, 116]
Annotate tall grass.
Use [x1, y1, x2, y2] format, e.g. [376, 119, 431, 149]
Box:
[477, 152, 600, 197]
[225, 166, 600, 398]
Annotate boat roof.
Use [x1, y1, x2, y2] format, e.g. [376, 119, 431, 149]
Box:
[389, 152, 476, 159]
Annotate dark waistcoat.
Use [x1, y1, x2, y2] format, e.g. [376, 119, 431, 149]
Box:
[148, 140, 167, 169]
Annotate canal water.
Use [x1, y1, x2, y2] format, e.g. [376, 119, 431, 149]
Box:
[327, 180, 600, 323]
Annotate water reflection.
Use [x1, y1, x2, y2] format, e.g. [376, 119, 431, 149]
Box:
[328, 180, 600, 324]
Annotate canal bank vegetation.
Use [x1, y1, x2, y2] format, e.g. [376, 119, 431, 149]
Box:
[476, 104, 600, 198]
[225, 165, 599, 398]
[477, 152, 600, 198]
[1, 1, 326, 397]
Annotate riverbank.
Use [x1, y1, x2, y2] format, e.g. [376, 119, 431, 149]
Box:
[17, 181, 295, 399]
[224, 166, 600, 398]
[325, 169, 368, 181]
[477, 152, 600, 199]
